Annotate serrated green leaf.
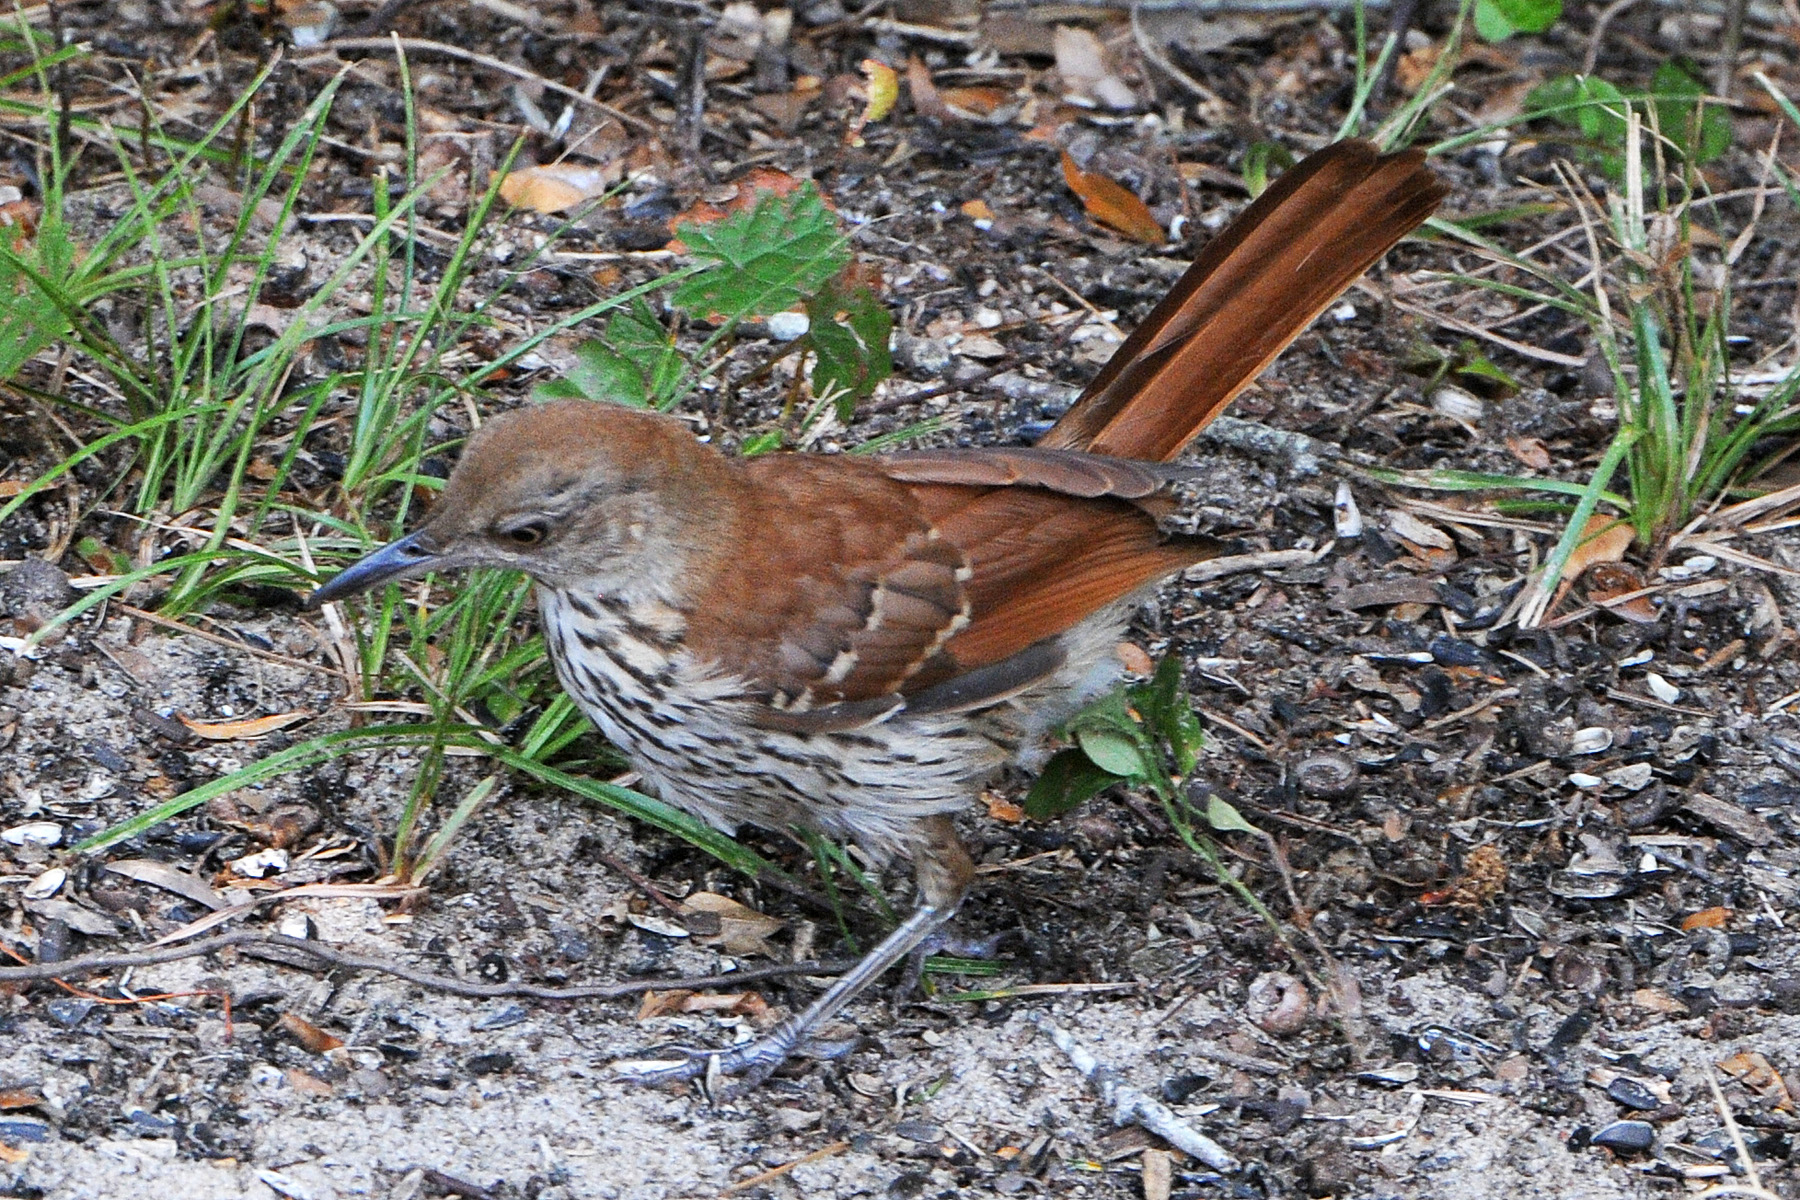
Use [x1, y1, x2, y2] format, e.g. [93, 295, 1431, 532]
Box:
[1075, 726, 1150, 778]
[671, 183, 850, 323]
[1475, 0, 1559, 41]
[539, 300, 683, 409]
[1204, 793, 1259, 835]
[808, 279, 892, 419]
[1024, 749, 1127, 819]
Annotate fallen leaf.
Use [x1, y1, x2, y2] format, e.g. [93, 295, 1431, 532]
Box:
[636, 988, 695, 1020]
[1387, 510, 1454, 550]
[284, 1067, 335, 1098]
[845, 58, 897, 146]
[104, 859, 230, 910]
[1114, 642, 1154, 675]
[0, 1087, 45, 1111]
[276, 1012, 344, 1054]
[637, 988, 770, 1022]
[681, 891, 783, 957]
[959, 198, 995, 222]
[984, 794, 1025, 822]
[1061, 153, 1162, 244]
[939, 86, 1011, 118]
[1680, 906, 1731, 930]
[906, 56, 952, 122]
[1719, 1051, 1794, 1111]
[1052, 25, 1135, 110]
[1584, 562, 1658, 623]
[0, 1144, 26, 1165]
[178, 710, 312, 740]
[1564, 513, 1634, 581]
[1420, 844, 1508, 907]
[1630, 987, 1688, 1014]
[1505, 435, 1552, 470]
[496, 162, 621, 214]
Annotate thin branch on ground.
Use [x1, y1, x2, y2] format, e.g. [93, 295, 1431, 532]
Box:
[0, 930, 857, 1001]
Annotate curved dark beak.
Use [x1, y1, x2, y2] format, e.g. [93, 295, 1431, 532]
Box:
[307, 531, 446, 609]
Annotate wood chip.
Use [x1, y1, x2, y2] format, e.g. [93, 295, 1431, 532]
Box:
[1680, 793, 1775, 846]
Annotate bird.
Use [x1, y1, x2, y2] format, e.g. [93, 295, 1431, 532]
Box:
[309, 138, 1447, 1090]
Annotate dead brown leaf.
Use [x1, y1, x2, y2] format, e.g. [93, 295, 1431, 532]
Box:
[1719, 1050, 1795, 1111]
[1060, 153, 1162, 244]
[1584, 563, 1659, 624]
[680, 891, 783, 957]
[1505, 435, 1552, 471]
[276, 1012, 344, 1054]
[1565, 513, 1634, 581]
[1680, 906, 1731, 930]
[497, 162, 621, 215]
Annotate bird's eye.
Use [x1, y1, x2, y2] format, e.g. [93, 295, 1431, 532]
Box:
[499, 519, 550, 547]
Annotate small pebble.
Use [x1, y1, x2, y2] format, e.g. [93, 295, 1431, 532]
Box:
[1589, 1120, 1655, 1153]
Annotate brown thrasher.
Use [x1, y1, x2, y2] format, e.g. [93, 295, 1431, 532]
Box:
[311, 139, 1446, 1089]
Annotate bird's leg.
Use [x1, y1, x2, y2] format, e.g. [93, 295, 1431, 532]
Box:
[614, 816, 973, 1095]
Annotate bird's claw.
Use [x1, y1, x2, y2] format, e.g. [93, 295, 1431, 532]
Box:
[612, 1025, 853, 1097]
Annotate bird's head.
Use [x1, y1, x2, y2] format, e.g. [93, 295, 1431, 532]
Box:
[307, 401, 735, 607]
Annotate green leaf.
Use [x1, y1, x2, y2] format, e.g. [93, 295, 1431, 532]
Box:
[1024, 749, 1127, 819]
[538, 299, 682, 408]
[1076, 726, 1151, 778]
[808, 278, 892, 419]
[670, 183, 850, 323]
[740, 429, 785, 456]
[1475, 0, 1560, 41]
[1132, 655, 1204, 775]
[1651, 59, 1731, 165]
[1452, 346, 1521, 398]
[1204, 793, 1259, 835]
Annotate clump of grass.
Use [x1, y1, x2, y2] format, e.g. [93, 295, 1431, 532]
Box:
[1393, 80, 1795, 625]
[0, 31, 917, 924]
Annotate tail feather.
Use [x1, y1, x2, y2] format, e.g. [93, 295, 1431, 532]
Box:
[1037, 140, 1448, 462]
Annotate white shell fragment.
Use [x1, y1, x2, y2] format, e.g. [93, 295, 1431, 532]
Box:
[1604, 763, 1654, 791]
[3, 822, 63, 847]
[626, 912, 690, 939]
[1431, 384, 1485, 423]
[1645, 673, 1680, 703]
[1618, 650, 1654, 668]
[1334, 480, 1364, 538]
[1568, 772, 1605, 788]
[24, 867, 66, 900]
[1570, 727, 1614, 755]
[230, 848, 290, 878]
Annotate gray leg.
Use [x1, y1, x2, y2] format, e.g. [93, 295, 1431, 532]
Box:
[614, 816, 973, 1096]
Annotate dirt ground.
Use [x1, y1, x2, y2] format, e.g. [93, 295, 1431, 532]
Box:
[4, 2, 1800, 1198]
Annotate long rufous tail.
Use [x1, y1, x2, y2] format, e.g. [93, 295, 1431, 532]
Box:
[1037, 139, 1448, 463]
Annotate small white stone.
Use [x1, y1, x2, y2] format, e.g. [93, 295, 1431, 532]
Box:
[765, 311, 810, 342]
[1568, 772, 1605, 788]
[1604, 763, 1655, 791]
[1645, 672, 1680, 703]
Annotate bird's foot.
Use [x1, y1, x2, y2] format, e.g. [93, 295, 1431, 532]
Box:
[611, 1024, 857, 1098]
